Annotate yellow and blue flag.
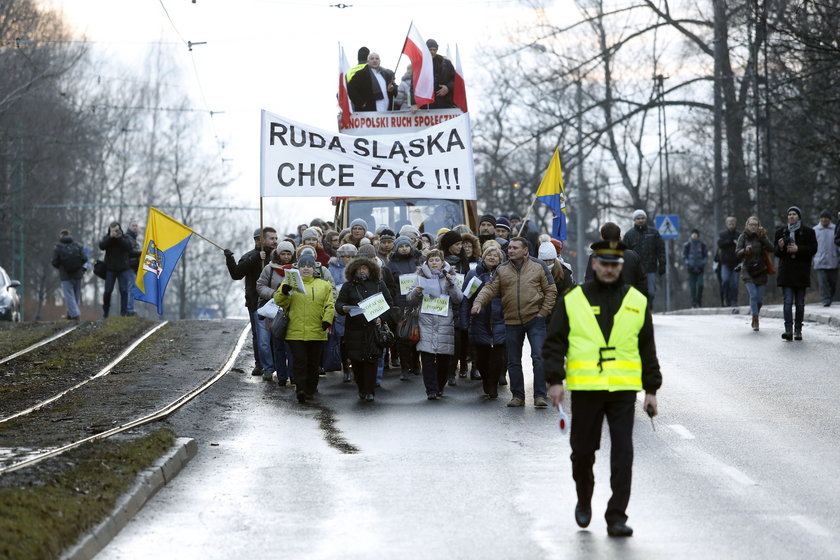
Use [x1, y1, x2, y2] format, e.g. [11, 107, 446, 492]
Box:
[535, 147, 567, 241]
[134, 208, 193, 315]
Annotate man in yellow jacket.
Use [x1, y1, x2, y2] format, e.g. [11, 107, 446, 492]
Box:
[543, 240, 662, 538]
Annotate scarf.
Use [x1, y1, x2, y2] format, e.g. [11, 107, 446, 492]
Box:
[788, 221, 801, 234]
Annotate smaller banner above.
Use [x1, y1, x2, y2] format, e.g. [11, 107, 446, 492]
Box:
[260, 110, 476, 200]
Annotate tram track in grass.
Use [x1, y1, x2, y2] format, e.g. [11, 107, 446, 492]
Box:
[0, 320, 250, 475]
[0, 317, 160, 419]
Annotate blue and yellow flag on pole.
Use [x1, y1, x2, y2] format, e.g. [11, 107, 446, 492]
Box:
[134, 208, 193, 315]
[535, 147, 567, 241]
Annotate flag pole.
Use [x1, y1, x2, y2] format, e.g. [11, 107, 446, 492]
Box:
[192, 231, 225, 251]
[515, 197, 538, 238]
[393, 20, 414, 80]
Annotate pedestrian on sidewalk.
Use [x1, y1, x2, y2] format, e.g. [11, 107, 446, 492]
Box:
[682, 229, 708, 308]
[623, 210, 665, 306]
[813, 210, 838, 307]
[774, 206, 817, 341]
[717, 217, 741, 307]
[543, 240, 662, 538]
[736, 217, 774, 331]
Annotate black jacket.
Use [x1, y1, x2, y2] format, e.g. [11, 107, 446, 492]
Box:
[226, 247, 269, 311]
[774, 225, 817, 288]
[335, 257, 395, 362]
[99, 233, 133, 273]
[717, 228, 741, 267]
[52, 235, 86, 281]
[126, 229, 142, 270]
[347, 66, 396, 112]
[543, 277, 662, 394]
[623, 225, 666, 275]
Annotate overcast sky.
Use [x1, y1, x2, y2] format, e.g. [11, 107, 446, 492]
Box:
[50, 0, 553, 232]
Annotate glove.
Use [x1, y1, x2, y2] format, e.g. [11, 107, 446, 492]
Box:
[322, 321, 331, 331]
[223, 249, 233, 258]
[281, 284, 293, 295]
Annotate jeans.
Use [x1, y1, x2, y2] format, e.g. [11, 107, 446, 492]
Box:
[720, 264, 739, 306]
[745, 282, 766, 317]
[247, 308, 261, 369]
[272, 337, 293, 381]
[645, 272, 658, 305]
[376, 348, 386, 384]
[61, 278, 82, 319]
[687, 272, 704, 307]
[782, 286, 806, 333]
[505, 316, 547, 400]
[816, 268, 838, 305]
[103, 269, 133, 317]
[252, 310, 275, 373]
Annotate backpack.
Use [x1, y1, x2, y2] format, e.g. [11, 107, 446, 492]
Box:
[57, 243, 86, 273]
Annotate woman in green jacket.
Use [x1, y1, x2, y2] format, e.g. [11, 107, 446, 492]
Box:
[274, 254, 335, 403]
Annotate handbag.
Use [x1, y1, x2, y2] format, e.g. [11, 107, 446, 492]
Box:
[397, 306, 420, 343]
[374, 321, 396, 348]
[763, 251, 776, 275]
[93, 259, 107, 279]
[270, 307, 290, 340]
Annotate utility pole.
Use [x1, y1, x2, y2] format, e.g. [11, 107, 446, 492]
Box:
[713, 0, 725, 233]
[575, 79, 587, 279]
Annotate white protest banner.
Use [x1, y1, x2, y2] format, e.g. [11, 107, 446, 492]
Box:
[399, 273, 417, 295]
[421, 294, 450, 316]
[358, 292, 390, 322]
[260, 110, 476, 200]
[285, 269, 307, 295]
[462, 276, 483, 298]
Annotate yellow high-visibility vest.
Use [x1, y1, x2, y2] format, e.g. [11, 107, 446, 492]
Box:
[564, 285, 646, 391]
[346, 63, 367, 83]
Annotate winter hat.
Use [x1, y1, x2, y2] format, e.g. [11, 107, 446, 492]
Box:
[394, 236, 412, 249]
[399, 224, 420, 238]
[479, 214, 496, 227]
[299, 246, 316, 258]
[359, 237, 372, 246]
[378, 228, 395, 241]
[495, 217, 511, 231]
[440, 230, 462, 254]
[357, 244, 377, 258]
[426, 38, 439, 49]
[538, 242, 557, 261]
[277, 241, 294, 254]
[302, 227, 320, 241]
[820, 209, 832, 220]
[350, 218, 368, 231]
[337, 243, 358, 257]
[632, 209, 647, 220]
[787, 206, 802, 219]
[252, 228, 262, 238]
[297, 254, 317, 268]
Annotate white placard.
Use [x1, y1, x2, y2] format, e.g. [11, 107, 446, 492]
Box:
[421, 294, 450, 316]
[260, 110, 476, 200]
[257, 299, 280, 319]
[454, 273, 465, 289]
[285, 269, 307, 294]
[399, 273, 417, 295]
[462, 276, 483, 298]
[358, 292, 390, 322]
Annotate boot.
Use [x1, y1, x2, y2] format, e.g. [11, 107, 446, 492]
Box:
[751, 315, 759, 331]
[343, 370, 352, 383]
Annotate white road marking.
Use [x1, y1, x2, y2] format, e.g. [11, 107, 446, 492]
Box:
[667, 424, 696, 439]
[788, 515, 830, 537]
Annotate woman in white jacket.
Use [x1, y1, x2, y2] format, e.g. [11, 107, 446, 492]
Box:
[407, 249, 463, 399]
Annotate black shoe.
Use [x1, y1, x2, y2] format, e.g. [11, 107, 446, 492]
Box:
[343, 371, 352, 383]
[458, 369, 468, 378]
[400, 371, 409, 381]
[251, 365, 262, 376]
[447, 376, 456, 386]
[488, 393, 498, 400]
[427, 393, 437, 400]
[781, 332, 793, 341]
[359, 393, 366, 400]
[436, 391, 443, 398]
[574, 503, 592, 528]
[277, 378, 288, 387]
[470, 371, 482, 380]
[499, 378, 508, 386]
[296, 392, 307, 403]
[319, 367, 326, 377]
[365, 394, 375, 402]
[794, 332, 802, 341]
[607, 522, 633, 537]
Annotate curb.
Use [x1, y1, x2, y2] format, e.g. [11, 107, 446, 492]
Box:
[664, 306, 840, 329]
[61, 437, 198, 560]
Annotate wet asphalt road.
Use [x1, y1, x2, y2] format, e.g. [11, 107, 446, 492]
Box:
[100, 313, 840, 559]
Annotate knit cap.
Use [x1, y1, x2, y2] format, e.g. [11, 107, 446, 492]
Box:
[399, 224, 421, 238]
[538, 242, 557, 261]
[350, 218, 368, 231]
[302, 227, 320, 241]
[787, 206, 802, 219]
[394, 236, 412, 249]
[357, 244, 377, 258]
[337, 244, 358, 257]
[297, 254, 316, 268]
[495, 217, 511, 231]
[277, 241, 294, 254]
[632, 209, 647, 220]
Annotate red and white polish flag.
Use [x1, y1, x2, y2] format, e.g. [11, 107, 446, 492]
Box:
[401, 22, 434, 107]
[453, 44, 468, 113]
[337, 43, 352, 128]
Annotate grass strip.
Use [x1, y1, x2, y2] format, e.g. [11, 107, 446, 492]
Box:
[0, 427, 175, 560]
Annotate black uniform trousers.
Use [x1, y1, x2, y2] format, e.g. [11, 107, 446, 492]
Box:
[570, 390, 636, 525]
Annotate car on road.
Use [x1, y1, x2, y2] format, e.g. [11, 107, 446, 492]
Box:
[0, 265, 21, 321]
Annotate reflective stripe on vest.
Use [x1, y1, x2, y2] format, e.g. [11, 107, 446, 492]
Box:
[564, 285, 646, 391]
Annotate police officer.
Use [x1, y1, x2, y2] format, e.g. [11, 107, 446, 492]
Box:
[543, 240, 662, 537]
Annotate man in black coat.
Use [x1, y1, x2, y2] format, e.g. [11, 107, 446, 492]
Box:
[774, 206, 817, 340]
[585, 222, 647, 296]
[422, 39, 456, 109]
[225, 227, 278, 375]
[347, 52, 396, 112]
[99, 221, 134, 318]
[716, 216, 741, 306]
[623, 210, 665, 305]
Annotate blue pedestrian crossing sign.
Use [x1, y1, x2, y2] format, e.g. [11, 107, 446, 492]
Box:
[655, 215, 679, 239]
